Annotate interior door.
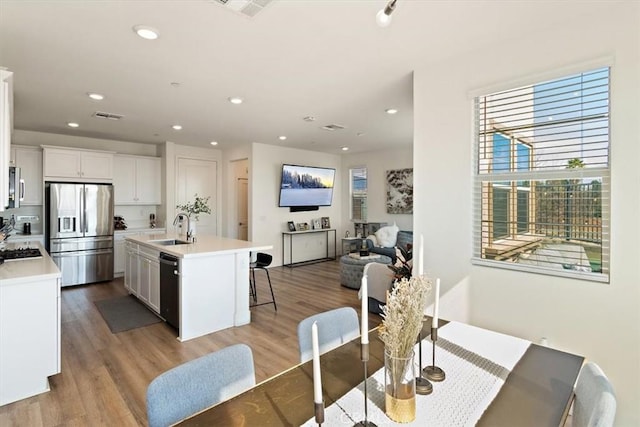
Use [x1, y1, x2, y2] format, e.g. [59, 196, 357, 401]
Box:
[177, 158, 217, 236]
[237, 178, 248, 240]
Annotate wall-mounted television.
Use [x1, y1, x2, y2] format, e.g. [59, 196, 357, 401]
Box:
[278, 164, 335, 211]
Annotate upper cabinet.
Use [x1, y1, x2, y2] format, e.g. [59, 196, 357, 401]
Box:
[13, 145, 42, 205]
[43, 146, 114, 182]
[113, 154, 161, 205]
[0, 69, 14, 211]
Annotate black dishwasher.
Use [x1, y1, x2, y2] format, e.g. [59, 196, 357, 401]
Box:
[159, 252, 179, 331]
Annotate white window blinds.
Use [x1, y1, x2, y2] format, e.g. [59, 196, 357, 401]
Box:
[472, 67, 610, 282]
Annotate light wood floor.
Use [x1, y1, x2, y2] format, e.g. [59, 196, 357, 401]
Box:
[0, 260, 381, 426]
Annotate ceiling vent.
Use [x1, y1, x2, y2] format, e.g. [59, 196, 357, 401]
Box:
[321, 124, 346, 131]
[209, 0, 273, 18]
[92, 111, 123, 121]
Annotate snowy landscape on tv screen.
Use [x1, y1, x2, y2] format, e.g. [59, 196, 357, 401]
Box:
[279, 165, 335, 207]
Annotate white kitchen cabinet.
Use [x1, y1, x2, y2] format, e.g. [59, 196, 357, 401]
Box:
[0, 70, 14, 211]
[43, 146, 113, 181]
[113, 154, 161, 205]
[137, 245, 160, 312]
[124, 241, 138, 294]
[114, 234, 126, 276]
[115, 229, 165, 277]
[123, 239, 159, 314]
[13, 146, 42, 205]
[0, 270, 61, 406]
[148, 258, 160, 313]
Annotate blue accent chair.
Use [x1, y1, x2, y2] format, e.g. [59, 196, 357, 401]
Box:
[146, 343, 255, 427]
[573, 362, 616, 427]
[297, 307, 360, 363]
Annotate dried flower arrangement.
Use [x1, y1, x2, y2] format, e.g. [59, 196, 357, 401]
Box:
[176, 194, 211, 220]
[378, 274, 431, 359]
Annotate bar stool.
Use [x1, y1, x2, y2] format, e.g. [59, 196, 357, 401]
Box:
[249, 252, 277, 311]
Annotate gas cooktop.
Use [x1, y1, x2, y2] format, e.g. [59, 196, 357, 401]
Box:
[0, 247, 42, 261]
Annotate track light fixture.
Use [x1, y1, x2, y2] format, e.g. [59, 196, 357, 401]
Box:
[376, 0, 398, 27]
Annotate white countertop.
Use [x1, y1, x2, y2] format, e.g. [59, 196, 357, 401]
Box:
[0, 242, 61, 285]
[125, 233, 273, 259]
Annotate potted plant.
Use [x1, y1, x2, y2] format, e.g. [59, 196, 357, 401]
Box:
[176, 194, 211, 236]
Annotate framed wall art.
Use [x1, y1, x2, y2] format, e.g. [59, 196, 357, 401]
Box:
[386, 168, 413, 214]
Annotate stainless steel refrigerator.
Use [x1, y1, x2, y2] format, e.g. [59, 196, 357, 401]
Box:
[46, 183, 114, 287]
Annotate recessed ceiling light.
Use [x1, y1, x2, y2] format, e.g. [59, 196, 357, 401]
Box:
[228, 97, 243, 105]
[210, 141, 218, 146]
[172, 125, 182, 130]
[133, 25, 159, 40]
[87, 92, 104, 101]
[341, 147, 349, 151]
[67, 122, 79, 128]
[385, 108, 398, 115]
[279, 136, 287, 140]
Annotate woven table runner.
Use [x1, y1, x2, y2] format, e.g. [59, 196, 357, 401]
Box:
[302, 321, 530, 426]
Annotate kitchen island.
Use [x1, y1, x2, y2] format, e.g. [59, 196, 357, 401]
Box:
[0, 242, 61, 406]
[124, 233, 272, 341]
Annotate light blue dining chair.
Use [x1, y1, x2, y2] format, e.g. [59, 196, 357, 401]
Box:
[573, 362, 617, 427]
[146, 343, 255, 427]
[297, 307, 360, 363]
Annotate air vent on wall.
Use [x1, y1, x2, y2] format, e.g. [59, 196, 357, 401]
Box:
[209, 0, 273, 18]
[92, 111, 123, 121]
[321, 124, 346, 131]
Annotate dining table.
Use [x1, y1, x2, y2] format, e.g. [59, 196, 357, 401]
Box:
[176, 319, 584, 426]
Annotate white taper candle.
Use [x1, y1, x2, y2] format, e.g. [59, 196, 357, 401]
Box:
[432, 278, 440, 328]
[418, 234, 424, 276]
[312, 321, 323, 404]
[361, 267, 369, 344]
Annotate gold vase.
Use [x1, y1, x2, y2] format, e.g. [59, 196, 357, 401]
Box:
[384, 349, 416, 423]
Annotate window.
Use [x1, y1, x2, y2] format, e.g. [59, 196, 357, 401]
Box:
[473, 67, 610, 282]
[350, 167, 367, 221]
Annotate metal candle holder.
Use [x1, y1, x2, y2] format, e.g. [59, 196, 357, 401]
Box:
[353, 343, 378, 427]
[415, 330, 433, 394]
[423, 327, 446, 382]
[314, 401, 325, 426]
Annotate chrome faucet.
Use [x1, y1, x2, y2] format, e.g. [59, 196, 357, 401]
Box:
[173, 213, 194, 242]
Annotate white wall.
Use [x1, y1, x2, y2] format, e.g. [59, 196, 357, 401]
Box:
[251, 143, 342, 267]
[341, 147, 413, 233]
[414, 4, 639, 425]
[13, 129, 158, 156]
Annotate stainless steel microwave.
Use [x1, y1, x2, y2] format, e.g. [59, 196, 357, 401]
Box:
[8, 166, 23, 209]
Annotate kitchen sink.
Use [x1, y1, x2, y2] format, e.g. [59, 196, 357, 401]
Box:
[151, 239, 190, 246]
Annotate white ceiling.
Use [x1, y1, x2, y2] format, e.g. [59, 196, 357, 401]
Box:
[0, 0, 619, 154]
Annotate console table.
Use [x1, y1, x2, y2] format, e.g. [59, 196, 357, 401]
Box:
[282, 229, 337, 268]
